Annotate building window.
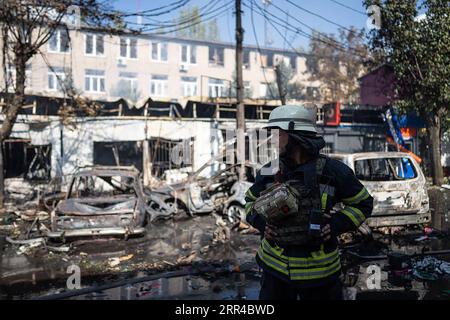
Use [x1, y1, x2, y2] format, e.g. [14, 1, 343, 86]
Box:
[6, 64, 31, 88]
[243, 49, 250, 69]
[151, 41, 168, 62]
[150, 74, 168, 97]
[208, 46, 224, 66]
[289, 55, 297, 70]
[244, 81, 252, 98]
[48, 30, 70, 53]
[84, 69, 105, 93]
[120, 38, 137, 59]
[208, 78, 227, 98]
[119, 72, 138, 92]
[48, 67, 70, 91]
[181, 44, 196, 64]
[261, 52, 274, 68]
[181, 76, 198, 97]
[85, 34, 104, 56]
[259, 83, 268, 98]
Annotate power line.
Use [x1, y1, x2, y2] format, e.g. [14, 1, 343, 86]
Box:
[120, 0, 192, 18]
[285, 0, 365, 37]
[329, 0, 367, 16]
[141, 2, 233, 35]
[97, 1, 232, 46]
[246, 0, 367, 59]
[123, 0, 224, 31]
[124, 0, 221, 28]
[267, 0, 362, 54]
[249, 0, 277, 101]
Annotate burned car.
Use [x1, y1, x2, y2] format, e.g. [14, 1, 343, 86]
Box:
[46, 166, 174, 240]
[157, 161, 255, 223]
[329, 152, 430, 228]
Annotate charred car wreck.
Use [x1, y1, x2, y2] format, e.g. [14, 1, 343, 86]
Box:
[329, 152, 430, 228]
[46, 166, 175, 240]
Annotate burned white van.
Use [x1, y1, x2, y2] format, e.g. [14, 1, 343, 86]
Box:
[328, 152, 431, 228]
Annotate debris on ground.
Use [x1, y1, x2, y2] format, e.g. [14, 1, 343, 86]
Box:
[212, 217, 231, 244]
[411, 256, 450, 281]
[108, 254, 134, 267]
[177, 251, 197, 265]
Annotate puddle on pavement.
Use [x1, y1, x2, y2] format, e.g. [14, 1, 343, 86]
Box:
[69, 272, 261, 300]
[2, 212, 450, 300]
[0, 214, 261, 299]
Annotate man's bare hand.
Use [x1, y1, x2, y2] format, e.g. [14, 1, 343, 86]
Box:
[321, 224, 331, 241]
[264, 224, 277, 240]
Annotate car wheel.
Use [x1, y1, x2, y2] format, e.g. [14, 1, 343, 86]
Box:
[225, 203, 245, 224]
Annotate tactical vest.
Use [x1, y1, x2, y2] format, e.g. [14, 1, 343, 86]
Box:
[270, 156, 327, 246]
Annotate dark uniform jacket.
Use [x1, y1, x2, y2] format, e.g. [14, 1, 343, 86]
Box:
[245, 155, 374, 288]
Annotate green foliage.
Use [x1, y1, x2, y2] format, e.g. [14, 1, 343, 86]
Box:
[306, 27, 368, 103]
[364, 0, 450, 118]
[267, 61, 305, 100]
[175, 6, 220, 41]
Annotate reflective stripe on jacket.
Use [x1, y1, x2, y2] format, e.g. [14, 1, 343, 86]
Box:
[245, 156, 373, 287]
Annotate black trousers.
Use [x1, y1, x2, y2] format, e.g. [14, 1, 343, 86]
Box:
[259, 271, 343, 300]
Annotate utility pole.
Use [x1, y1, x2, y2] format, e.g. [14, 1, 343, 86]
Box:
[275, 64, 286, 105]
[235, 0, 246, 181]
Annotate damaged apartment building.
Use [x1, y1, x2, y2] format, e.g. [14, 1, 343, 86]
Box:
[0, 94, 391, 192]
[0, 28, 394, 192]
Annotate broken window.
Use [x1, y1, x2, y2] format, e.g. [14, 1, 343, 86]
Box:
[148, 137, 193, 178]
[208, 46, 224, 66]
[69, 174, 136, 198]
[355, 157, 417, 181]
[2, 140, 51, 180]
[93, 141, 143, 173]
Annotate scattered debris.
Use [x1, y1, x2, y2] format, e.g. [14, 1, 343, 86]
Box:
[411, 256, 450, 281]
[108, 254, 135, 268]
[177, 251, 197, 265]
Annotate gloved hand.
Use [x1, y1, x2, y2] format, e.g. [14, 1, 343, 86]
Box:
[321, 214, 332, 241]
[264, 223, 278, 241]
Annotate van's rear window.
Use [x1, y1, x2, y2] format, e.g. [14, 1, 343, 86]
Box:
[354, 157, 417, 181]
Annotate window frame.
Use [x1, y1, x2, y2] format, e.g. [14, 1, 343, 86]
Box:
[119, 37, 138, 59]
[84, 69, 106, 93]
[180, 44, 197, 65]
[48, 30, 70, 54]
[47, 69, 67, 91]
[181, 76, 198, 97]
[150, 41, 168, 62]
[84, 34, 105, 57]
[150, 75, 168, 97]
[208, 46, 225, 67]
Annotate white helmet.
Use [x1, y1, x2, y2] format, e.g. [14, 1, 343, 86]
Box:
[264, 105, 318, 133]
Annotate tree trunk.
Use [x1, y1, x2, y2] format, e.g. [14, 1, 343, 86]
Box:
[0, 47, 27, 209]
[426, 111, 444, 186]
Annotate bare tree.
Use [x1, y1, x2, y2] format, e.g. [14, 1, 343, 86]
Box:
[0, 0, 120, 208]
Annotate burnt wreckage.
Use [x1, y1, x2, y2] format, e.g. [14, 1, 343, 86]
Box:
[46, 166, 175, 240]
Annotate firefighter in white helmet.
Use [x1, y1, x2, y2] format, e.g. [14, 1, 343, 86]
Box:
[245, 105, 373, 300]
